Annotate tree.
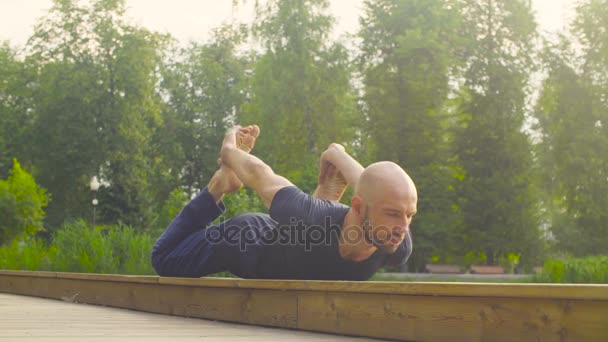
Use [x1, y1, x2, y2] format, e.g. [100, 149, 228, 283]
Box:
[242, 0, 359, 191]
[160, 25, 250, 196]
[358, 0, 464, 270]
[453, 0, 544, 267]
[0, 43, 34, 179]
[535, 0, 608, 256]
[0, 159, 49, 245]
[25, 0, 170, 228]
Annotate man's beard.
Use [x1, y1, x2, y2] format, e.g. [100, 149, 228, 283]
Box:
[361, 206, 395, 254]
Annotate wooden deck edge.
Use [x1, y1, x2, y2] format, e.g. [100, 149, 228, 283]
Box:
[2, 270, 608, 299]
[1, 270, 607, 341]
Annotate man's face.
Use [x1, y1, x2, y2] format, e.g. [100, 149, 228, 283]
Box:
[361, 190, 417, 254]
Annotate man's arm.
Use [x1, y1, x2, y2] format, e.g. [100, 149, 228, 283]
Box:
[220, 126, 294, 209]
[313, 144, 365, 201]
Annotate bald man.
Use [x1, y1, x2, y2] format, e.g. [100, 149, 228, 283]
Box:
[151, 125, 417, 280]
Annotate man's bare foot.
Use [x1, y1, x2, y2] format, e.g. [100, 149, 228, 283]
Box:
[236, 125, 260, 153]
[220, 125, 260, 158]
[217, 125, 262, 195]
[314, 163, 348, 202]
[208, 168, 242, 203]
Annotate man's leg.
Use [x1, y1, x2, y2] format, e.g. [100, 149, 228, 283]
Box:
[220, 126, 294, 208]
[151, 169, 239, 277]
[151, 126, 261, 277]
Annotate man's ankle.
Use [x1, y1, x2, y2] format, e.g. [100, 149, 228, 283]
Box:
[207, 174, 224, 204]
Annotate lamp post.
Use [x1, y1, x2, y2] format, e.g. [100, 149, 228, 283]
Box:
[90, 176, 100, 229]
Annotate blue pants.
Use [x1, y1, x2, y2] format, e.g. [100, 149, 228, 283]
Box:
[150, 187, 276, 278]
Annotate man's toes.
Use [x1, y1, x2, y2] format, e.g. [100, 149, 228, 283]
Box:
[235, 126, 258, 150]
[250, 125, 260, 138]
[238, 126, 251, 135]
[236, 134, 251, 152]
[239, 125, 260, 138]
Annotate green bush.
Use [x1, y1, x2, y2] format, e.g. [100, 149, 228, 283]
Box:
[105, 224, 156, 275]
[499, 253, 521, 274]
[52, 220, 155, 275]
[0, 159, 50, 245]
[52, 220, 116, 273]
[0, 220, 155, 275]
[534, 256, 608, 283]
[150, 188, 189, 236]
[221, 187, 266, 219]
[0, 238, 56, 271]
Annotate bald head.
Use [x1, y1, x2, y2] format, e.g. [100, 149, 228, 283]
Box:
[355, 162, 417, 207]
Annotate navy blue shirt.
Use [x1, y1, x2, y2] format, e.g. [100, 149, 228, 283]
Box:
[258, 186, 412, 280]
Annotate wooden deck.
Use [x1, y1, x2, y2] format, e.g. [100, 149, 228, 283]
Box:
[0, 293, 383, 341]
[1, 270, 608, 341]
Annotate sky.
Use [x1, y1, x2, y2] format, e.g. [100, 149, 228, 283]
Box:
[0, 0, 579, 48]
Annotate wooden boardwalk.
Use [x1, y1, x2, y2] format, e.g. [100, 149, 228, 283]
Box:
[0, 294, 384, 342]
[2, 271, 608, 341]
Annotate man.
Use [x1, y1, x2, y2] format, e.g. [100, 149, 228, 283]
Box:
[151, 125, 417, 280]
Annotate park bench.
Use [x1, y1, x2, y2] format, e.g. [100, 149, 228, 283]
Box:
[424, 264, 463, 274]
[470, 265, 505, 274]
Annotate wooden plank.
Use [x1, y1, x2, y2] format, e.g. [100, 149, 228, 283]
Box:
[297, 291, 608, 342]
[0, 293, 378, 341]
[242, 289, 298, 328]
[156, 285, 249, 322]
[0, 270, 57, 278]
[0, 272, 56, 299]
[158, 276, 240, 288]
[183, 277, 608, 301]
[60, 272, 159, 284]
[1, 271, 607, 341]
[3, 270, 608, 300]
[235, 279, 608, 301]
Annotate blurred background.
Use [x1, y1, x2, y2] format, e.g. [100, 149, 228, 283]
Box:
[0, 0, 606, 282]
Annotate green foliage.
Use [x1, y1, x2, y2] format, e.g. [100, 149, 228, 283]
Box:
[534, 0, 608, 257]
[463, 251, 487, 267]
[0, 159, 50, 245]
[151, 188, 189, 236]
[0, 43, 34, 178]
[103, 223, 156, 275]
[25, 0, 171, 229]
[206, 271, 238, 278]
[453, 0, 544, 267]
[243, 0, 359, 192]
[0, 220, 154, 274]
[221, 188, 266, 219]
[534, 256, 608, 284]
[0, 0, 605, 274]
[160, 24, 249, 196]
[52, 220, 155, 274]
[0, 238, 57, 271]
[498, 253, 521, 274]
[358, 0, 464, 271]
